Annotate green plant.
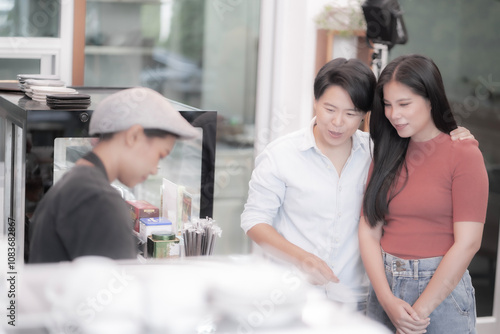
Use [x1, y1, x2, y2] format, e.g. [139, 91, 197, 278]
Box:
[315, 0, 366, 36]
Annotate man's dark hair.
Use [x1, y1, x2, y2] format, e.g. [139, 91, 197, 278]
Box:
[314, 58, 376, 113]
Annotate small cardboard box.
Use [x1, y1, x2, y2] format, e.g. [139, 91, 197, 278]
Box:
[139, 217, 172, 243]
[126, 200, 159, 232]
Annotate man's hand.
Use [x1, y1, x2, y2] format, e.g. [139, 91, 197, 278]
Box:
[299, 253, 339, 285]
[450, 126, 474, 141]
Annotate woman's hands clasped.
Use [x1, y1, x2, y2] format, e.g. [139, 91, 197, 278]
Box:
[382, 295, 430, 334]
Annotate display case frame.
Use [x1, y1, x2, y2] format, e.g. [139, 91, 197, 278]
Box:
[0, 91, 26, 268]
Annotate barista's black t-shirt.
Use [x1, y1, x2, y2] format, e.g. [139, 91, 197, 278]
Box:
[29, 153, 137, 263]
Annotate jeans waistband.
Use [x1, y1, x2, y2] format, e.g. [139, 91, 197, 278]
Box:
[382, 250, 443, 279]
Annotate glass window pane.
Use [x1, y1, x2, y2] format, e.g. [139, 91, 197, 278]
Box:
[84, 0, 260, 122]
[84, 0, 205, 107]
[0, 58, 40, 80]
[393, 0, 500, 318]
[0, 0, 60, 37]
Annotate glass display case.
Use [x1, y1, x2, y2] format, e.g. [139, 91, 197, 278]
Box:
[0, 87, 216, 262]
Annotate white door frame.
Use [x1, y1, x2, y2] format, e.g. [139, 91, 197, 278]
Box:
[0, 0, 73, 83]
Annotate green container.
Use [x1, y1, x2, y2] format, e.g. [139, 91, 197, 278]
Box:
[147, 233, 180, 258]
[152, 233, 176, 241]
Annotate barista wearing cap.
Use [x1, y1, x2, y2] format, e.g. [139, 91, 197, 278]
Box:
[29, 87, 199, 263]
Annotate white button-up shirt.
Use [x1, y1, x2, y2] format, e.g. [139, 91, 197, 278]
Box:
[241, 117, 372, 302]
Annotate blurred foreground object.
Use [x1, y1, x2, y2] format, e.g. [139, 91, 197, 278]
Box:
[12, 256, 391, 334]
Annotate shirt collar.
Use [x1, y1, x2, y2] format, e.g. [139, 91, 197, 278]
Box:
[298, 116, 370, 154]
[298, 117, 318, 151]
[351, 128, 370, 154]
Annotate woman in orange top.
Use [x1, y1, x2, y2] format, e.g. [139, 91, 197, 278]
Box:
[359, 54, 488, 334]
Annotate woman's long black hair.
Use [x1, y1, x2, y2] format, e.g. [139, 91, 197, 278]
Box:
[363, 54, 458, 227]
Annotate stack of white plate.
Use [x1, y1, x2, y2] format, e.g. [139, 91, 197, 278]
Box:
[28, 86, 78, 102]
[17, 74, 78, 103]
[17, 74, 62, 92]
[22, 78, 66, 91]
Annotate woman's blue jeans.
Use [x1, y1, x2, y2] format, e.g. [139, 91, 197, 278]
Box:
[366, 250, 477, 334]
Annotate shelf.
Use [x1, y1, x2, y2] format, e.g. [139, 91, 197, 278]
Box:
[85, 45, 155, 56]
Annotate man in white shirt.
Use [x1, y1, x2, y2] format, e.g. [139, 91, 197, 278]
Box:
[242, 58, 375, 311]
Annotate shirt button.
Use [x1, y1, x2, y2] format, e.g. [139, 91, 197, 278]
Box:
[339, 186, 342, 192]
[337, 212, 342, 217]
